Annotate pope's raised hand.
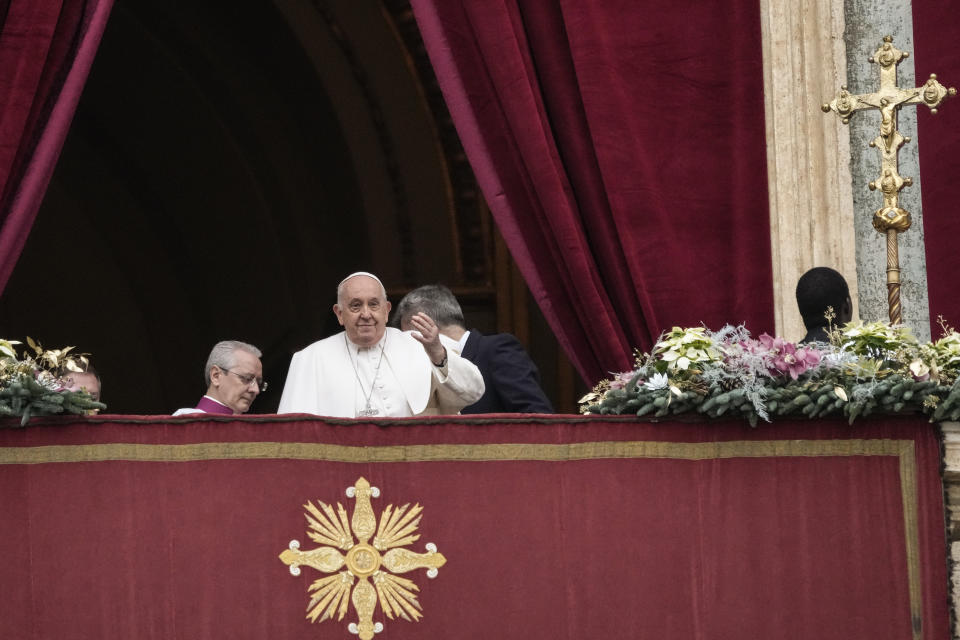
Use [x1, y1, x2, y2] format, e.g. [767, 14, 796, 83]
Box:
[408, 312, 446, 365]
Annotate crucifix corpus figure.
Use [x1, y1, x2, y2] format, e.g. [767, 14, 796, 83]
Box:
[822, 35, 955, 325]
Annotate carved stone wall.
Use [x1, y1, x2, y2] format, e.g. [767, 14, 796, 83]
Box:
[939, 422, 960, 638]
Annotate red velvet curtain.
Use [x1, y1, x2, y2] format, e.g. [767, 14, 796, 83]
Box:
[410, 1, 775, 384]
[0, 0, 113, 294]
[0, 414, 950, 639]
[912, 3, 960, 334]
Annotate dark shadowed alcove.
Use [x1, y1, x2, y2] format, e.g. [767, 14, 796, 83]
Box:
[0, 0, 579, 413]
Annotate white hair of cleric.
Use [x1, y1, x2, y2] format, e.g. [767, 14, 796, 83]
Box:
[337, 271, 387, 303]
[204, 340, 262, 386]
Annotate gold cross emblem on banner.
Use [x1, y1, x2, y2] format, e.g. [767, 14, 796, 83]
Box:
[822, 36, 954, 325]
[279, 477, 446, 639]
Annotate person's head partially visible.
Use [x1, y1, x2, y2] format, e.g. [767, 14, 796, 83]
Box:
[63, 364, 101, 402]
[796, 267, 853, 332]
[395, 284, 467, 339]
[204, 340, 264, 414]
[334, 272, 391, 348]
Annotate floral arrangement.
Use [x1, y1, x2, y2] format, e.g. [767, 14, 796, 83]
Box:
[579, 317, 960, 426]
[0, 338, 105, 426]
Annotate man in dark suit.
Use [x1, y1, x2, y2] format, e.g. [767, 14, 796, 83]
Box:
[395, 284, 553, 414]
[795, 267, 853, 344]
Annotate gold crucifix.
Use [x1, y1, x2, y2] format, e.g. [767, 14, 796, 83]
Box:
[822, 35, 954, 325]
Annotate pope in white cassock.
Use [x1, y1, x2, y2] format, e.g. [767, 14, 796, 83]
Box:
[277, 272, 485, 417]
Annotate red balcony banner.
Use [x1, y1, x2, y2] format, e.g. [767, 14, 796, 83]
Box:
[0, 414, 949, 639]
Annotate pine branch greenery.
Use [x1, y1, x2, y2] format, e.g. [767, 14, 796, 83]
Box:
[579, 319, 960, 426]
[1, 338, 105, 426]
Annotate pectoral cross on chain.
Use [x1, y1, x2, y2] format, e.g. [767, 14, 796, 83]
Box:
[822, 36, 955, 325]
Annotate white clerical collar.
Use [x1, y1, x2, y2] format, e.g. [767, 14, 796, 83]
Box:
[201, 395, 231, 410]
[457, 331, 470, 353]
[346, 332, 387, 355]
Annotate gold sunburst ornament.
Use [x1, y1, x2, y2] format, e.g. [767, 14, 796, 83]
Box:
[279, 477, 447, 639]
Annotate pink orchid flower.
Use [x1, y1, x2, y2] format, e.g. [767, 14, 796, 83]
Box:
[757, 333, 785, 352]
[773, 343, 821, 380]
[609, 371, 637, 390]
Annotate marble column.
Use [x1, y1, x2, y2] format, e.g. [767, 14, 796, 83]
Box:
[843, 0, 931, 340]
[760, 0, 859, 343]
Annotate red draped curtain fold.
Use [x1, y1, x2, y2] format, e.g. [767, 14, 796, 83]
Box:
[0, 0, 114, 294]
[912, 4, 960, 334]
[410, 0, 775, 384]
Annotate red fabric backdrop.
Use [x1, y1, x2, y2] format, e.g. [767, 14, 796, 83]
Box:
[0, 0, 113, 294]
[410, 0, 775, 385]
[0, 414, 948, 639]
[912, 3, 960, 334]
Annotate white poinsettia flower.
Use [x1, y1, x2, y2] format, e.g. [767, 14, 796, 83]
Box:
[644, 373, 669, 390]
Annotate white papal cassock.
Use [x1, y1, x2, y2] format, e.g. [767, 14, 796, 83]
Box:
[277, 327, 484, 417]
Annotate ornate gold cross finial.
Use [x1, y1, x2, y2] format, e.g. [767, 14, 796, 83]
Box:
[822, 35, 955, 325]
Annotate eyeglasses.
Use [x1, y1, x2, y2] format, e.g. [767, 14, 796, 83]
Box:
[219, 367, 268, 392]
